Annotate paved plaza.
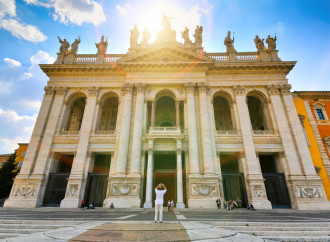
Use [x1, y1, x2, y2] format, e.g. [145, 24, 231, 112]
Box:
[0, 208, 330, 241]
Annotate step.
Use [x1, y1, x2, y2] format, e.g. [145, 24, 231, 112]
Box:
[0, 220, 82, 225]
[0, 233, 21, 239]
[212, 222, 330, 227]
[219, 225, 330, 231]
[0, 224, 71, 229]
[241, 230, 330, 237]
[262, 235, 330, 242]
[0, 228, 48, 234]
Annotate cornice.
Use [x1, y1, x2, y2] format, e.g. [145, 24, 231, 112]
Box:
[294, 91, 330, 99]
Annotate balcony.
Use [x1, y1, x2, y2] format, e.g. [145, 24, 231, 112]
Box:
[147, 126, 182, 138]
[216, 129, 240, 136]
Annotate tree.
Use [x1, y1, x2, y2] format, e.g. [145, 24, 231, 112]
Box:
[0, 152, 19, 199]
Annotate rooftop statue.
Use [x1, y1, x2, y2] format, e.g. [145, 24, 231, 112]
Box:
[162, 14, 171, 31]
[194, 25, 203, 45]
[181, 27, 191, 44]
[95, 35, 108, 55]
[130, 24, 140, 46]
[266, 35, 277, 51]
[58, 36, 70, 54]
[224, 31, 236, 52]
[70, 37, 80, 55]
[142, 27, 151, 45]
[254, 35, 266, 52]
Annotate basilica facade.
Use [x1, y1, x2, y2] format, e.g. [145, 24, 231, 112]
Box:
[4, 18, 330, 209]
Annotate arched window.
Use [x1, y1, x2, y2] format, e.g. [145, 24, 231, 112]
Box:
[213, 96, 233, 130]
[155, 96, 175, 127]
[98, 96, 119, 131]
[66, 97, 86, 131]
[247, 96, 270, 130]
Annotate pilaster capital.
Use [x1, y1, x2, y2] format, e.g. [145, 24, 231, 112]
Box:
[185, 82, 196, 94]
[255, 152, 259, 158]
[88, 86, 99, 96]
[135, 83, 146, 94]
[121, 83, 133, 94]
[176, 149, 182, 156]
[197, 82, 210, 93]
[147, 149, 153, 156]
[267, 84, 280, 95]
[278, 151, 286, 159]
[239, 151, 246, 159]
[233, 85, 245, 96]
[280, 84, 292, 95]
[55, 86, 67, 96]
[44, 86, 55, 96]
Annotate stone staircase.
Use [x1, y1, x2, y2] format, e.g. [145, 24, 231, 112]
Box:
[0, 220, 82, 241]
[213, 221, 330, 241]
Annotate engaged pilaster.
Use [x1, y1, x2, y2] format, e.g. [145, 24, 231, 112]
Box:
[144, 146, 154, 208]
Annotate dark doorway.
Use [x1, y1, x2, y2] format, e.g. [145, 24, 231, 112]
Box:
[221, 154, 247, 207]
[43, 154, 73, 206]
[84, 154, 110, 207]
[259, 155, 291, 208]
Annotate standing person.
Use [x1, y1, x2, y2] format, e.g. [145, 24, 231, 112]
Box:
[216, 198, 220, 209]
[155, 183, 167, 223]
[80, 200, 85, 210]
[170, 199, 174, 212]
[167, 200, 171, 212]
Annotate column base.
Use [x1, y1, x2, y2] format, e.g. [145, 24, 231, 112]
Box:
[60, 198, 79, 208]
[144, 201, 153, 208]
[250, 199, 272, 209]
[188, 198, 217, 208]
[103, 197, 141, 208]
[176, 202, 185, 208]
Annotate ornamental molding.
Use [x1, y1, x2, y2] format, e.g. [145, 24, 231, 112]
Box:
[251, 185, 266, 199]
[88, 86, 99, 96]
[11, 184, 37, 197]
[127, 72, 205, 79]
[267, 84, 280, 95]
[191, 183, 217, 197]
[135, 83, 146, 93]
[206, 74, 286, 81]
[121, 83, 133, 94]
[44, 86, 55, 96]
[111, 183, 138, 196]
[50, 77, 124, 81]
[55, 86, 67, 96]
[233, 85, 245, 96]
[280, 84, 292, 95]
[66, 184, 79, 197]
[197, 82, 210, 93]
[185, 83, 196, 94]
[295, 185, 324, 198]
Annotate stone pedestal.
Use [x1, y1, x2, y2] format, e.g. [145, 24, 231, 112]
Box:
[103, 177, 141, 208]
[259, 51, 271, 61]
[187, 177, 219, 208]
[248, 174, 272, 209]
[55, 53, 65, 64]
[96, 54, 105, 64]
[63, 53, 75, 64]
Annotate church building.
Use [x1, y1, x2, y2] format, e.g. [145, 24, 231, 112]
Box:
[4, 16, 330, 209]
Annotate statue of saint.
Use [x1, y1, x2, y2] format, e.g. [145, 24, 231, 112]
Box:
[162, 14, 171, 31]
[142, 27, 151, 45]
[130, 24, 140, 46]
[95, 35, 108, 55]
[254, 35, 266, 52]
[266, 35, 277, 51]
[181, 27, 191, 43]
[70, 37, 81, 55]
[194, 25, 203, 45]
[58, 36, 70, 54]
[224, 31, 236, 52]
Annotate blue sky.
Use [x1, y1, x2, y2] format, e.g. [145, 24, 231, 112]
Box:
[0, 0, 330, 154]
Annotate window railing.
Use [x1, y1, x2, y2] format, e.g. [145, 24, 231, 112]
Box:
[216, 129, 239, 135]
[148, 126, 182, 135]
[252, 130, 277, 135]
[57, 130, 80, 135]
[92, 130, 116, 135]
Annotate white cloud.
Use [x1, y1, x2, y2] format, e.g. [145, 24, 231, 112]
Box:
[18, 100, 42, 110]
[0, 108, 37, 123]
[23, 50, 55, 79]
[0, 136, 30, 153]
[3, 57, 21, 67]
[116, 4, 131, 16]
[52, 0, 106, 26]
[0, 0, 16, 19]
[23, 0, 51, 8]
[0, 19, 47, 42]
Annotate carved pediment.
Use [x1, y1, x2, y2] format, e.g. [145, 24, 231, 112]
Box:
[118, 43, 214, 65]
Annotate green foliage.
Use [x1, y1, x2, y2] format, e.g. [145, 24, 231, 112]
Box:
[0, 152, 19, 199]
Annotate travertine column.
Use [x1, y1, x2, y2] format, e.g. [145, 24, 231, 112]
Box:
[267, 85, 302, 176]
[184, 83, 200, 175]
[115, 83, 133, 174]
[60, 87, 99, 208]
[176, 101, 180, 127]
[176, 149, 185, 208]
[144, 149, 154, 208]
[280, 84, 317, 176]
[198, 83, 215, 175]
[19, 86, 55, 175]
[129, 83, 146, 175]
[233, 85, 271, 209]
[151, 101, 156, 127]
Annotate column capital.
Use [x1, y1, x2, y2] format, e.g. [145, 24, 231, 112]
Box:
[197, 82, 210, 93]
[233, 85, 245, 96]
[44, 86, 55, 96]
[267, 84, 280, 95]
[88, 86, 99, 96]
[55, 86, 67, 96]
[280, 84, 292, 95]
[278, 151, 286, 159]
[135, 83, 146, 93]
[147, 149, 153, 155]
[176, 149, 182, 155]
[185, 82, 196, 93]
[239, 151, 246, 159]
[121, 83, 133, 94]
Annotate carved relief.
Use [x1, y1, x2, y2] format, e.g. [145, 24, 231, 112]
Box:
[296, 186, 323, 198]
[88, 86, 99, 96]
[191, 184, 217, 197]
[67, 184, 79, 197]
[185, 83, 196, 93]
[267, 84, 280, 95]
[252, 185, 265, 198]
[197, 82, 210, 93]
[121, 83, 133, 94]
[176, 88, 184, 96]
[44, 86, 55, 96]
[111, 183, 138, 196]
[233, 85, 245, 96]
[12, 185, 37, 197]
[280, 84, 291, 95]
[135, 83, 146, 93]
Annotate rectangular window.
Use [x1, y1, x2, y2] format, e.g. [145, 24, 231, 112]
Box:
[22, 152, 26, 157]
[316, 109, 325, 120]
[18, 161, 23, 167]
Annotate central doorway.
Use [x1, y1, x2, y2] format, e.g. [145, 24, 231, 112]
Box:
[152, 153, 177, 206]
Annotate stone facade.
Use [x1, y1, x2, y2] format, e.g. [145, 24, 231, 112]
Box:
[4, 19, 330, 209]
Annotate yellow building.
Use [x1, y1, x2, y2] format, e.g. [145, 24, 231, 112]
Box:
[0, 154, 12, 168]
[15, 143, 29, 170]
[293, 92, 330, 200]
